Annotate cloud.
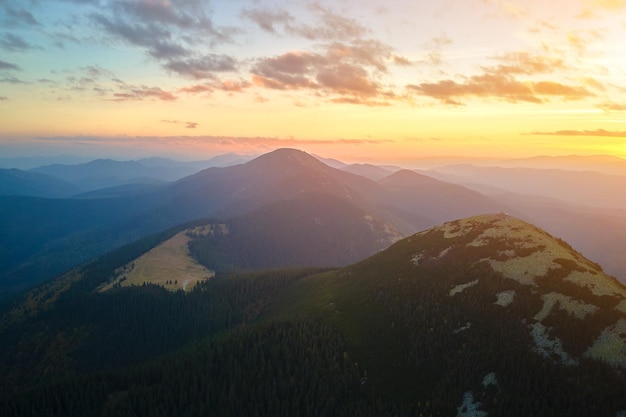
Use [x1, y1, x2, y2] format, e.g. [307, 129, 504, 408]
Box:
[587, 0, 626, 9]
[292, 4, 368, 41]
[252, 52, 320, 90]
[61, 66, 116, 94]
[601, 102, 626, 111]
[251, 38, 398, 104]
[178, 78, 250, 96]
[160, 119, 198, 129]
[565, 29, 603, 55]
[35, 135, 393, 152]
[179, 84, 213, 94]
[0, 33, 36, 51]
[579, 0, 626, 17]
[82, 65, 113, 79]
[530, 129, 626, 137]
[0, 59, 20, 71]
[242, 5, 368, 41]
[216, 79, 251, 92]
[487, 52, 566, 75]
[0, 76, 27, 84]
[480, 0, 528, 18]
[329, 96, 391, 106]
[421, 34, 452, 66]
[93, 13, 189, 60]
[164, 54, 237, 79]
[408, 74, 592, 104]
[111, 85, 177, 102]
[408, 51, 594, 104]
[90, 0, 237, 80]
[393, 55, 412, 66]
[317, 63, 380, 96]
[241, 8, 293, 34]
[0, 3, 39, 27]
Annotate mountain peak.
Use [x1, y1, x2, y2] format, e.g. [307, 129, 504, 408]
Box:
[415, 213, 626, 293]
[246, 148, 327, 170]
[336, 213, 626, 370]
[379, 169, 442, 186]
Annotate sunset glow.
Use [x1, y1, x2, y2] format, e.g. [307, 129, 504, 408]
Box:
[1, 0, 625, 163]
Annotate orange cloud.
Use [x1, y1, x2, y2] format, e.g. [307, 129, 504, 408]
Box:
[532, 81, 591, 98]
[408, 73, 592, 105]
[530, 129, 626, 137]
[111, 86, 177, 101]
[481, 0, 527, 18]
[590, 0, 626, 9]
[408, 51, 594, 105]
[217, 79, 251, 92]
[250, 42, 397, 104]
[487, 52, 566, 75]
[601, 102, 626, 111]
[179, 84, 214, 94]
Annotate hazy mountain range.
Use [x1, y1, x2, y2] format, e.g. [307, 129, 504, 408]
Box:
[1, 148, 626, 300]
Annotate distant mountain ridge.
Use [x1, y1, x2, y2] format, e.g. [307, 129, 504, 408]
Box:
[3, 147, 626, 303]
[430, 164, 626, 209]
[0, 168, 80, 198]
[27, 153, 254, 193]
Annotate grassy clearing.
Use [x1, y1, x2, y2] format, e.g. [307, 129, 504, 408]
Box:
[586, 319, 626, 367]
[99, 230, 213, 292]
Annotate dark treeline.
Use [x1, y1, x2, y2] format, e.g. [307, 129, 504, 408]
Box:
[0, 266, 318, 399]
[1, 320, 415, 417]
[2, 214, 626, 416]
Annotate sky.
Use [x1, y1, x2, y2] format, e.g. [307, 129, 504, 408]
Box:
[0, 0, 625, 163]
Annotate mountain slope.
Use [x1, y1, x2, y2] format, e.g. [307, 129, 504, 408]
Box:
[379, 169, 502, 226]
[269, 213, 626, 413]
[341, 163, 395, 181]
[187, 193, 402, 271]
[0, 168, 80, 198]
[1, 214, 625, 416]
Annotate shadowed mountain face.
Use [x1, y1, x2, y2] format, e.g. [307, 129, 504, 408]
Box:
[187, 193, 402, 271]
[270, 213, 626, 412]
[378, 169, 501, 226]
[0, 168, 80, 198]
[1, 214, 625, 416]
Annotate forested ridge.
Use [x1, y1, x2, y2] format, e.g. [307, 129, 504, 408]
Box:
[1, 214, 626, 416]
